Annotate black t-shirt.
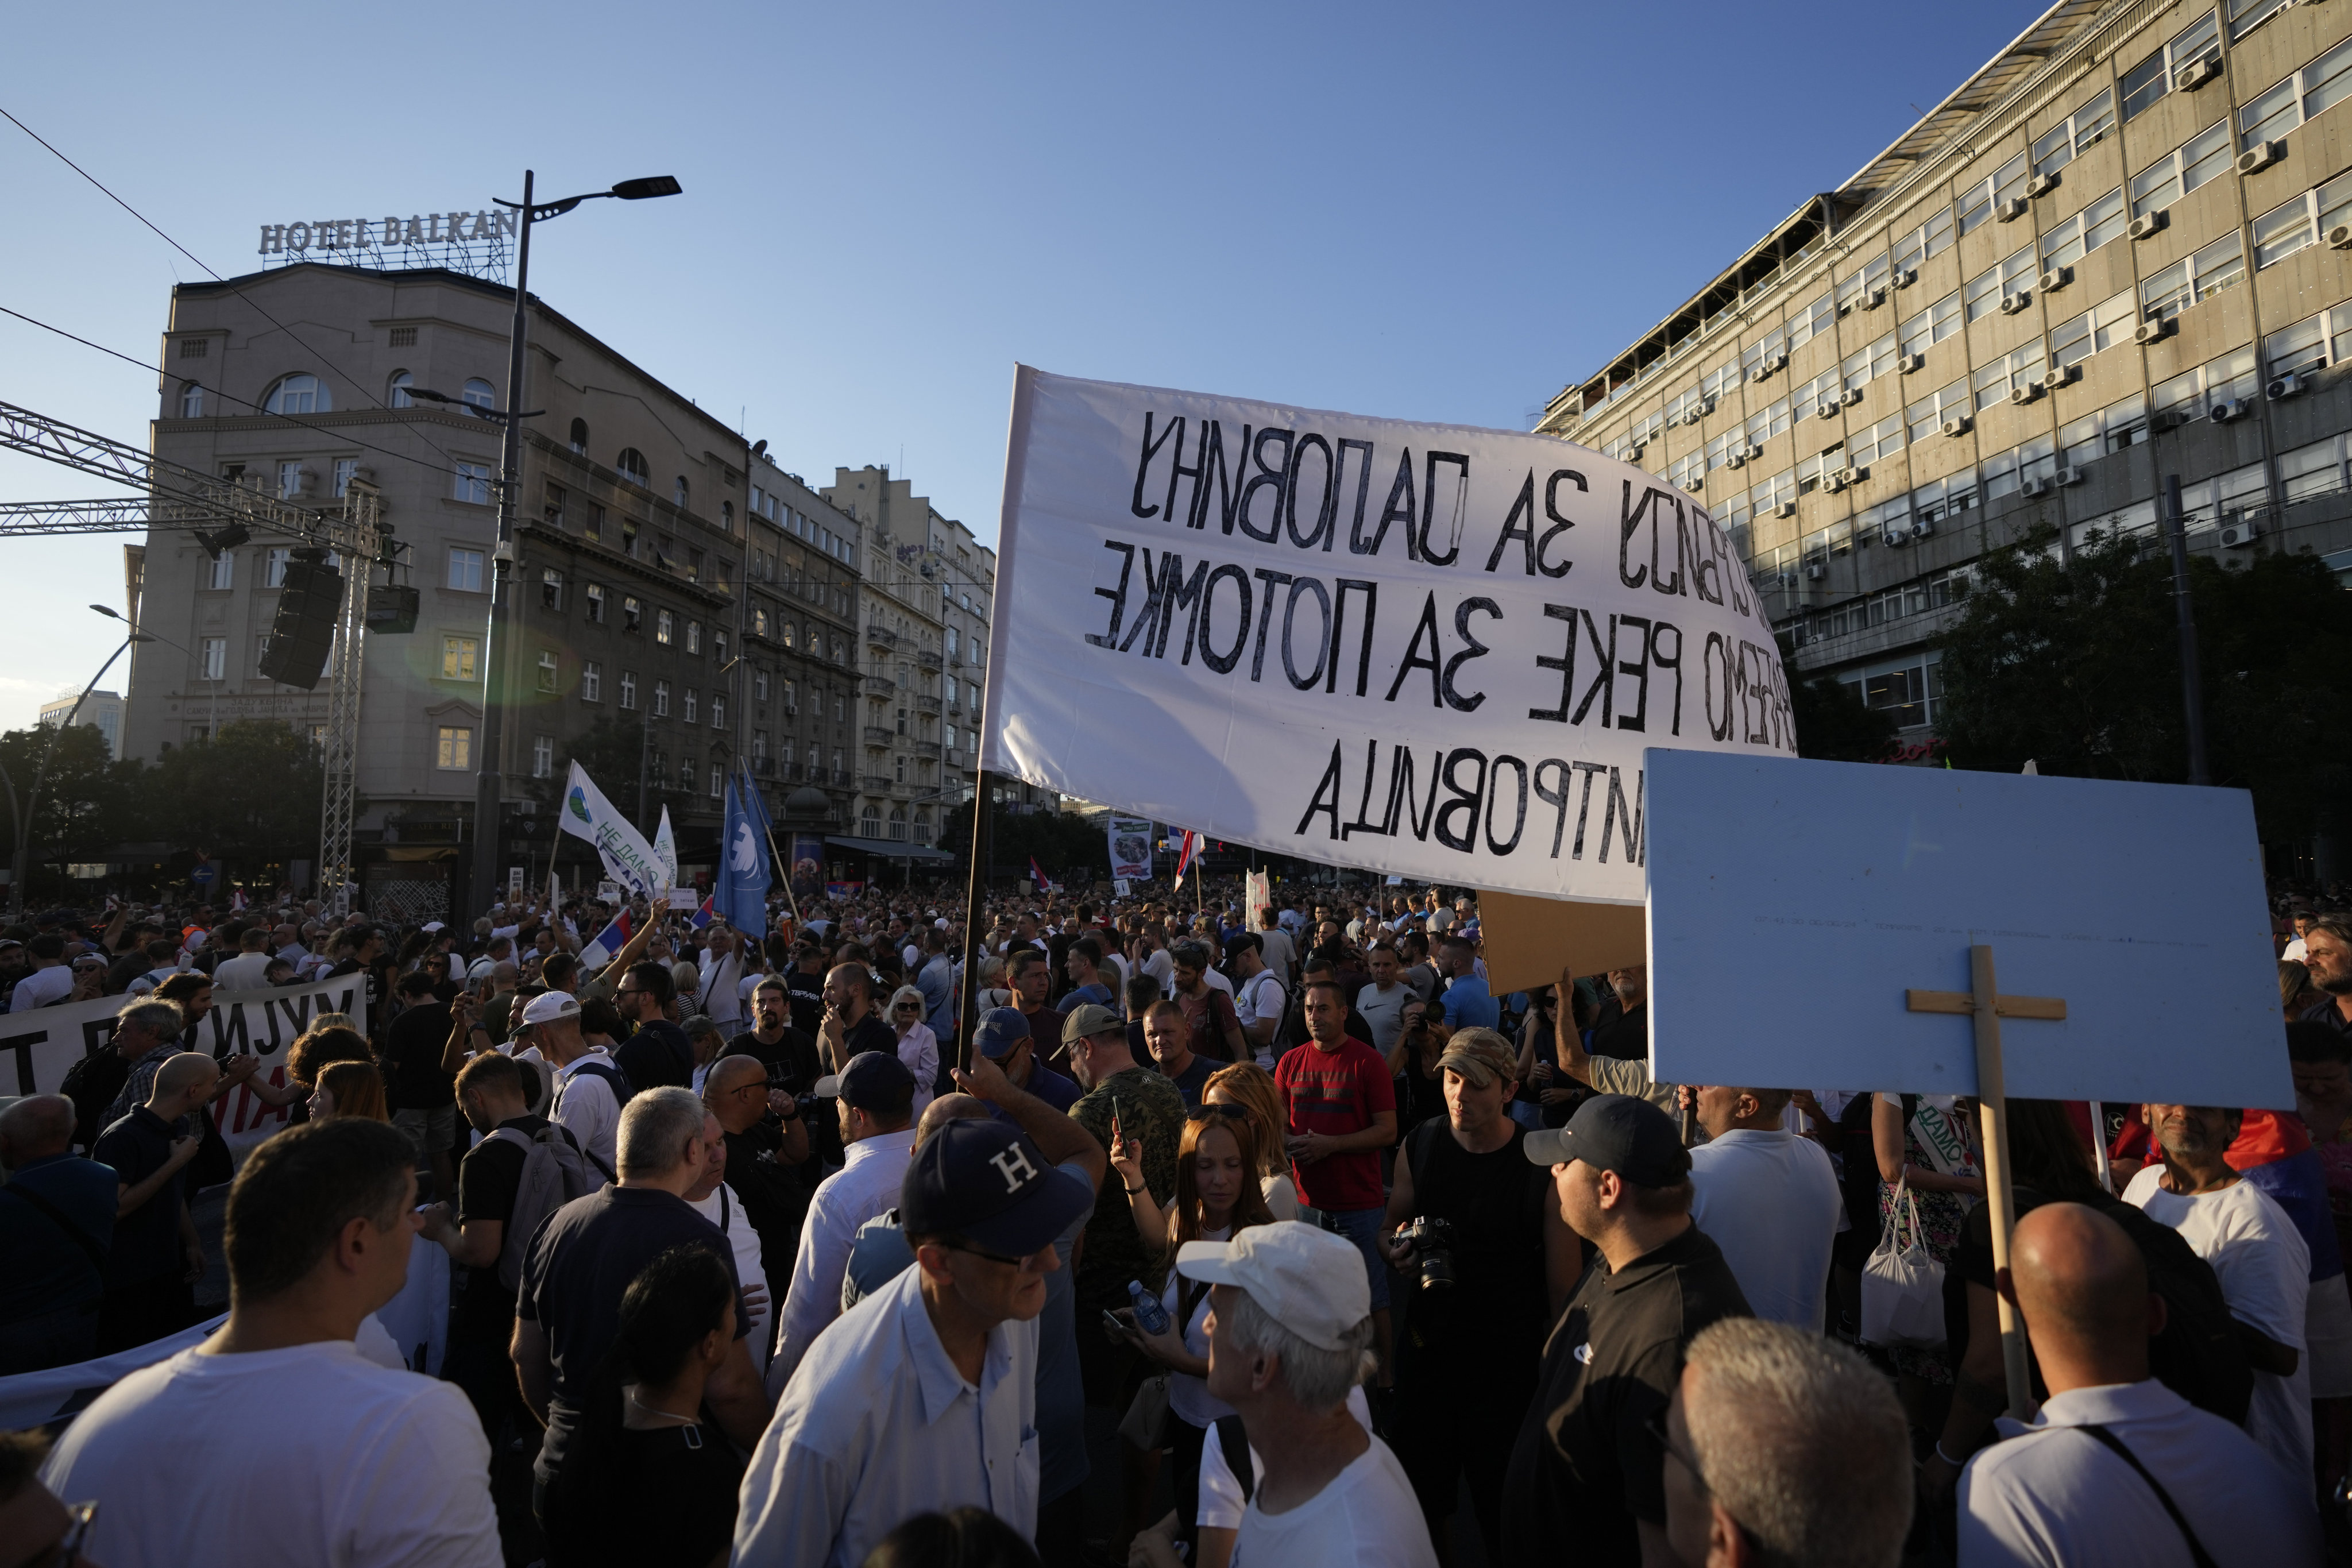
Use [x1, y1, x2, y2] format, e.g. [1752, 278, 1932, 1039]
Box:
[543, 1419, 744, 1568]
[785, 970, 825, 1037]
[1400, 1120, 1554, 1381]
[381, 999, 455, 1110]
[1588, 1000, 1648, 1062]
[614, 1019, 694, 1092]
[721, 1123, 811, 1284]
[722, 1026, 822, 1090]
[91, 1106, 184, 1287]
[1157, 1052, 1218, 1109]
[840, 1010, 898, 1063]
[453, 1114, 547, 1341]
[517, 1187, 741, 1485]
[1396, 1051, 1448, 1140]
[1500, 1224, 1750, 1567]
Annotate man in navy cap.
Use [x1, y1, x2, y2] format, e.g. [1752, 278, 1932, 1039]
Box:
[770, 1050, 918, 1389]
[733, 1114, 1095, 1567]
[972, 1005, 1082, 1120]
[1498, 1094, 1749, 1568]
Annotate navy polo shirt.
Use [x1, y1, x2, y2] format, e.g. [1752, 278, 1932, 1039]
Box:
[0, 1152, 117, 1319]
[92, 1106, 184, 1287]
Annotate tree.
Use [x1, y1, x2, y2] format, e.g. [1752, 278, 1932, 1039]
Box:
[142, 720, 325, 867]
[937, 795, 1106, 878]
[0, 724, 141, 897]
[1936, 527, 2352, 844]
[1781, 646, 1901, 762]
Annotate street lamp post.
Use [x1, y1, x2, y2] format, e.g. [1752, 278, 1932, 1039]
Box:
[6, 605, 149, 918]
[94, 604, 214, 740]
[454, 169, 681, 925]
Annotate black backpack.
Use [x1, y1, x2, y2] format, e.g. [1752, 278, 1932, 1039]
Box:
[2107, 1201, 2256, 1427]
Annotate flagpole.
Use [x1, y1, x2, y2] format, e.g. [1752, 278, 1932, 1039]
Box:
[741, 760, 798, 928]
[957, 770, 993, 1075]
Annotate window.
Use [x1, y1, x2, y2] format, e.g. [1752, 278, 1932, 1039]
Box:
[713, 631, 728, 665]
[2122, 10, 2221, 119]
[2301, 37, 2352, 126]
[1906, 379, 1971, 442]
[583, 661, 603, 702]
[461, 378, 495, 415]
[622, 520, 640, 559]
[1787, 292, 1837, 350]
[2253, 171, 2352, 269]
[536, 650, 558, 694]
[569, 418, 588, 453]
[585, 503, 603, 543]
[334, 458, 358, 497]
[1705, 428, 1741, 473]
[264, 547, 290, 587]
[278, 461, 305, 500]
[1739, 330, 1788, 382]
[1899, 291, 1963, 358]
[753, 606, 769, 638]
[2171, 461, 2269, 528]
[782, 678, 796, 712]
[2040, 188, 2128, 271]
[2227, 0, 2291, 42]
[1957, 155, 2029, 234]
[710, 766, 723, 801]
[389, 370, 414, 409]
[946, 627, 960, 659]
[532, 736, 553, 779]
[623, 596, 642, 633]
[447, 547, 484, 591]
[2263, 305, 2352, 378]
[653, 681, 670, 717]
[1841, 332, 1899, 389]
[1836, 253, 1892, 314]
[616, 448, 650, 486]
[685, 620, 702, 655]
[656, 609, 674, 646]
[178, 381, 203, 418]
[1891, 207, 1956, 272]
[1982, 438, 2057, 500]
[675, 476, 691, 509]
[2139, 233, 2244, 322]
[2049, 290, 2137, 368]
[683, 688, 698, 724]
[584, 583, 606, 624]
[1849, 413, 1906, 468]
[200, 637, 226, 679]
[1913, 470, 1980, 527]
[2031, 88, 2115, 178]
[1744, 397, 1791, 447]
[756, 669, 770, 701]
[2281, 436, 2351, 501]
[1965, 246, 2037, 323]
[620, 670, 638, 710]
[262, 374, 330, 415]
[1701, 357, 1744, 405]
[540, 569, 563, 611]
[206, 551, 234, 590]
[1669, 450, 1707, 491]
[1750, 467, 1799, 515]
[440, 636, 479, 680]
[1790, 370, 1841, 425]
[543, 482, 567, 531]
[1974, 343, 2049, 411]
[711, 696, 725, 730]
[2058, 393, 2149, 468]
[437, 727, 473, 769]
[2131, 120, 2232, 217]
[454, 462, 492, 504]
[2152, 345, 2261, 416]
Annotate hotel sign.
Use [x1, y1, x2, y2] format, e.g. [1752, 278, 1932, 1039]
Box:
[256, 208, 516, 280]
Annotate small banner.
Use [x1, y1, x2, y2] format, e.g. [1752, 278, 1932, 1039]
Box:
[1106, 816, 1154, 880]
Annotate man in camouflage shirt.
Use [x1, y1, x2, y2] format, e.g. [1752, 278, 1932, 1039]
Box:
[1060, 1003, 1185, 1402]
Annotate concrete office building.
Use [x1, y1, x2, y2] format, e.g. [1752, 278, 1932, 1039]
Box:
[38, 690, 123, 760]
[1539, 0, 2352, 740]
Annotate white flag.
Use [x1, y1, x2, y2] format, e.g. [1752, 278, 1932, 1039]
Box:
[654, 806, 678, 894]
[559, 763, 670, 898]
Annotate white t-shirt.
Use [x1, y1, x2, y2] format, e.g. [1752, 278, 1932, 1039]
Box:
[1142, 949, 1176, 994]
[550, 1049, 624, 1176]
[1199, 1385, 1370, 1530]
[1235, 972, 1284, 1067]
[2123, 1165, 2313, 1486]
[1355, 982, 1410, 1058]
[693, 1181, 770, 1373]
[40, 1339, 500, 1568]
[1688, 1130, 1845, 1331]
[1161, 1227, 1231, 1428]
[1229, 1431, 1438, 1568]
[211, 951, 275, 991]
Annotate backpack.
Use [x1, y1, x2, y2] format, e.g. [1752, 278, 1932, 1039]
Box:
[2107, 1200, 2256, 1427]
[59, 1049, 131, 1150]
[551, 1059, 632, 1180]
[489, 1122, 602, 1292]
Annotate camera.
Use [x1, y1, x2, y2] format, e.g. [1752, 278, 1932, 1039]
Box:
[1392, 1216, 1457, 1292]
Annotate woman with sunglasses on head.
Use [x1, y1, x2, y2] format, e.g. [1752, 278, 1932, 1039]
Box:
[1199, 1061, 1301, 1221]
[885, 984, 939, 1117]
[1109, 1105, 1276, 1552]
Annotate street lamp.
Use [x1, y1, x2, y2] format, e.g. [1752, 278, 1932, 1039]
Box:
[92, 603, 214, 739]
[5, 606, 150, 918]
[464, 169, 682, 925]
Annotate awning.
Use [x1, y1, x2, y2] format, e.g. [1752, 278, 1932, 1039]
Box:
[824, 835, 957, 863]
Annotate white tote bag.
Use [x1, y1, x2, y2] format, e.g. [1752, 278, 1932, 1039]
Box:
[1860, 1180, 1947, 1349]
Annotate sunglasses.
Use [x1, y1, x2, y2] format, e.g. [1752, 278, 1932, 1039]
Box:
[940, 1238, 1040, 1270]
[1186, 1103, 1250, 1123]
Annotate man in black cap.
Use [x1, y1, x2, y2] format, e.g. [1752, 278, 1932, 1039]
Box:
[972, 1006, 1081, 1119]
[1499, 1094, 1750, 1568]
[733, 1115, 1094, 1567]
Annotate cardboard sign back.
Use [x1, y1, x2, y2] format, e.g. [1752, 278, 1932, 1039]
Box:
[1644, 751, 2289, 1109]
[1478, 891, 1647, 998]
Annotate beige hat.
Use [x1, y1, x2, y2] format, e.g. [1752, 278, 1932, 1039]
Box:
[1436, 1028, 1518, 1089]
[1176, 1221, 1370, 1350]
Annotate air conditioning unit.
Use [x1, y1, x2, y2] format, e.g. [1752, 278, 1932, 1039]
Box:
[1899, 353, 1927, 374]
[2026, 171, 2062, 199]
[2133, 316, 2173, 345]
[1816, 399, 1842, 419]
[2331, 222, 2352, 249]
[1803, 562, 1827, 581]
[1680, 408, 1703, 426]
[1838, 464, 1869, 484]
[2045, 361, 2082, 388]
[2151, 407, 2192, 431]
[1913, 515, 1937, 539]
[2129, 210, 2169, 241]
[1725, 451, 1747, 469]
[1893, 267, 1920, 289]
[1941, 415, 1973, 438]
[2175, 55, 2223, 91]
[2210, 397, 2249, 422]
[1682, 477, 1706, 494]
[1996, 197, 2030, 222]
[2268, 372, 2308, 399]
[1999, 291, 2033, 315]
[2022, 476, 2054, 498]
[1839, 387, 1864, 407]
[1628, 442, 1647, 460]
[1882, 524, 1913, 547]
[1698, 396, 1717, 415]
[1772, 500, 1799, 519]
[1819, 472, 1848, 493]
[2237, 141, 2285, 176]
[1859, 285, 1887, 311]
[2218, 511, 2258, 548]
[2010, 382, 2045, 405]
[2056, 466, 2085, 486]
[1750, 365, 1773, 384]
[1740, 442, 1765, 461]
[2039, 265, 2073, 293]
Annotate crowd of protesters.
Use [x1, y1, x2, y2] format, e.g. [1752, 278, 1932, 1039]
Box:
[0, 873, 2343, 1566]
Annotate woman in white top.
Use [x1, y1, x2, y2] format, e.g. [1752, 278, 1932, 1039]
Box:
[1199, 1061, 1303, 1221]
[1110, 1106, 1275, 1546]
[885, 984, 939, 1115]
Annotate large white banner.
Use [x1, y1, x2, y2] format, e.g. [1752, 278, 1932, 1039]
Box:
[982, 369, 1798, 901]
[1, 974, 369, 1156]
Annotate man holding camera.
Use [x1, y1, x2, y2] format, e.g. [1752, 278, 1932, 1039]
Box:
[1381, 1030, 1580, 1561]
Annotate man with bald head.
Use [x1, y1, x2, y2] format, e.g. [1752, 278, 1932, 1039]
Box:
[0, 1095, 118, 1371]
[93, 1052, 218, 1351]
[1958, 1202, 2320, 1565]
[816, 960, 895, 1072]
[704, 1053, 813, 1293]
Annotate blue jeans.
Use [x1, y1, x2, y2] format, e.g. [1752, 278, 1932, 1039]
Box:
[1306, 1203, 1392, 1311]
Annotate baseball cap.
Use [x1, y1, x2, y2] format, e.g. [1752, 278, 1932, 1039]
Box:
[816, 1049, 917, 1109]
[1523, 1093, 1690, 1186]
[420, 921, 446, 934]
[1176, 1222, 1370, 1351]
[973, 1006, 1031, 1060]
[900, 1118, 1092, 1257]
[1435, 1030, 1517, 1089]
[519, 991, 581, 1028]
[1060, 1003, 1123, 1046]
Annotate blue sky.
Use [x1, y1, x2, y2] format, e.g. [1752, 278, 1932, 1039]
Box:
[0, 0, 2038, 731]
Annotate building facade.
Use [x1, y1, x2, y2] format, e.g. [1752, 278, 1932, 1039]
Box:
[1539, 0, 2352, 739]
[38, 690, 123, 760]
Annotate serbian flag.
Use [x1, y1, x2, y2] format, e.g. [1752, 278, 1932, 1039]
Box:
[1029, 857, 1051, 891]
[580, 907, 632, 968]
[1173, 829, 1206, 879]
[691, 893, 718, 929]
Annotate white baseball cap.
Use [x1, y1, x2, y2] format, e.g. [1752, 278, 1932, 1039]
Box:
[1175, 1221, 1370, 1351]
[519, 990, 580, 1027]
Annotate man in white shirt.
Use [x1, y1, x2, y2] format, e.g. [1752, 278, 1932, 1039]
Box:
[534, 992, 626, 1179]
[1256, 908, 1297, 988]
[1355, 945, 1412, 1061]
[1227, 934, 1285, 1066]
[734, 1115, 1094, 1567]
[7, 936, 72, 1014]
[210, 927, 276, 991]
[1175, 1222, 1439, 1568]
[1683, 1084, 1844, 1330]
[770, 1051, 919, 1390]
[698, 926, 747, 1033]
[2122, 1102, 2312, 1485]
[41, 1117, 501, 1568]
[1959, 1200, 2321, 1566]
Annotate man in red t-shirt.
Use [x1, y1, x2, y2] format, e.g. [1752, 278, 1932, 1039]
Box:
[1275, 976, 1400, 1393]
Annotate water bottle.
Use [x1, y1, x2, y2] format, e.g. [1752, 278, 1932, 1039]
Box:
[1128, 1279, 1171, 1335]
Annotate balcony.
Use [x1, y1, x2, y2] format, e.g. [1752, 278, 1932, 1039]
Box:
[862, 774, 893, 793]
[914, 693, 941, 714]
[865, 624, 898, 650]
[861, 674, 895, 697]
[863, 726, 894, 747]
[916, 647, 942, 671]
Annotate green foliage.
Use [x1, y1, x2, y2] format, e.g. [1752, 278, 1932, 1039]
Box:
[145, 720, 326, 862]
[937, 798, 1105, 876]
[0, 723, 140, 885]
[1937, 528, 2352, 841]
[1785, 655, 1901, 762]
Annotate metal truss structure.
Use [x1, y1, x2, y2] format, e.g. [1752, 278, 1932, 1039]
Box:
[0, 399, 383, 912]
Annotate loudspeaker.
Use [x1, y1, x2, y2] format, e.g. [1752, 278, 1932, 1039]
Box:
[258, 558, 344, 689]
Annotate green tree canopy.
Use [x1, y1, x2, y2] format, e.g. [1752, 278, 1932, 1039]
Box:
[0, 723, 140, 887]
[145, 720, 325, 863]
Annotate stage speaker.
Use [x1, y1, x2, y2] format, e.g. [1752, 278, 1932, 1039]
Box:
[258, 557, 344, 689]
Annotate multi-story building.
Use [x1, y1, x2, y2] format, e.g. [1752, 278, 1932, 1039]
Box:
[740, 453, 862, 823]
[1539, 0, 2352, 740]
[126, 261, 869, 910]
[38, 690, 123, 760]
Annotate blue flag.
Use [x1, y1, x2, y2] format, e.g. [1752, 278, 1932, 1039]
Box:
[719, 768, 773, 932]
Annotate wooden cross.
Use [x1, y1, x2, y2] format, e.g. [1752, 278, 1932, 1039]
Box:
[1904, 944, 2067, 1422]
